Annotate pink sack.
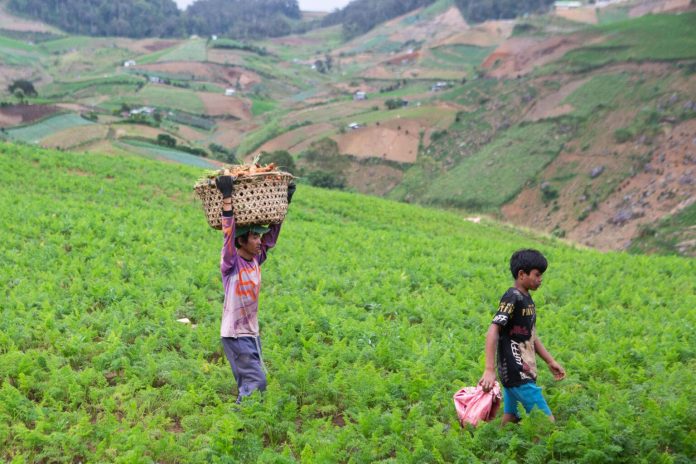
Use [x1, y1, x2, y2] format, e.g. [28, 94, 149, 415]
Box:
[453, 382, 501, 427]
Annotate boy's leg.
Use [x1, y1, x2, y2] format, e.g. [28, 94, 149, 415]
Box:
[221, 337, 243, 388]
[501, 386, 521, 424]
[221, 337, 267, 401]
[516, 383, 554, 420]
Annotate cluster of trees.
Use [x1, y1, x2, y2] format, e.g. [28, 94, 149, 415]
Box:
[186, 0, 301, 39]
[7, 0, 302, 39]
[8, 0, 560, 42]
[322, 0, 557, 40]
[7, 0, 183, 38]
[321, 0, 436, 40]
[453, 0, 556, 23]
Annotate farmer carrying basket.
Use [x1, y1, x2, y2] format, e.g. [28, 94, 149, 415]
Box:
[195, 164, 296, 402]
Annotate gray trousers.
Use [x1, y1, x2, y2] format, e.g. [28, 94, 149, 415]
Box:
[221, 336, 267, 402]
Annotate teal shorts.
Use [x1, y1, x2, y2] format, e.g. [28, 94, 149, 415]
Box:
[503, 382, 552, 417]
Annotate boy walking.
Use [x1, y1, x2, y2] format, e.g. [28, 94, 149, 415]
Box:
[479, 249, 565, 424]
[215, 175, 296, 403]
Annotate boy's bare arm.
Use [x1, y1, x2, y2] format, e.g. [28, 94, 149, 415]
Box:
[534, 337, 566, 381]
[479, 324, 500, 392]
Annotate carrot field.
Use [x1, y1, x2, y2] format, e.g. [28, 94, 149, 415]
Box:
[0, 141, 695, 463]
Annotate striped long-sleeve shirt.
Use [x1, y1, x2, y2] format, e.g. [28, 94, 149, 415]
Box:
[220, 215, 281, 338]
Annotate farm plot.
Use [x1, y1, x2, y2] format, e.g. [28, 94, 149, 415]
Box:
[157, 39, 207, 62]
[6, 113, 93, 144]
[109, 85, 206, 114]
[0, 105, 60, 128]
[118, 139, 220, 168]
[0, 141, 694, 463]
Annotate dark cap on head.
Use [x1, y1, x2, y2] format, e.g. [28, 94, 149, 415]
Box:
[234, 224, 270, 238]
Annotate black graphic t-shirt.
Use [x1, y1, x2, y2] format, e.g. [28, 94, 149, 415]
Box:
[491, 288, 539, 387]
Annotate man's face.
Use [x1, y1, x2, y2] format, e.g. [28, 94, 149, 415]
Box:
[240, 232, 263, 256]
[520, 269, 543, 291]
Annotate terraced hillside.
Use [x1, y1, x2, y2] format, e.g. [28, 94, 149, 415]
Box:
[0, 0, 694, 255]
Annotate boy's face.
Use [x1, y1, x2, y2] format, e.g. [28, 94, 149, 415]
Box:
[239, 232, 263, 256]
[519, 269, 543, 291]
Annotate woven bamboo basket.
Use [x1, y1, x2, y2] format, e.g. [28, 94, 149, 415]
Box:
[194, 171, 294, 230]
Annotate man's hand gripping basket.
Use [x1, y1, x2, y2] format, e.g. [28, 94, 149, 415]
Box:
[194, 168, 294, 230]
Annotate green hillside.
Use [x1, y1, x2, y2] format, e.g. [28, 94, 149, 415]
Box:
[1, 141, 695, 462]
[1, 4, 695, 255]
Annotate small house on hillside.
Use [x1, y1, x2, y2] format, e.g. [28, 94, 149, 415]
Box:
[431, 81, 450, 92]
[348, 122, 363, 130]
[224, 88, 236, 96]
[149, 76, 162, 84]
[123, 60, 136, 67]
[353, 91, 367, 101]
[130, 106, 155, 116]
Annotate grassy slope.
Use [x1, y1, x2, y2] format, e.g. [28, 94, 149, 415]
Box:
[1, 142, 695, 462]
[554, 11, 696, 72]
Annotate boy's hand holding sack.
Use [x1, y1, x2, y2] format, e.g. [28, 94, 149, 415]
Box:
[453, 381, 502, 427]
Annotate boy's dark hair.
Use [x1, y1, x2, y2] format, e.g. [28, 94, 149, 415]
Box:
[510, 249, 548, 278]
[234, 233, 249, 249]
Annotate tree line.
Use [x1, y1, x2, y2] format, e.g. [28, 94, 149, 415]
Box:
[7, 0, 302, 39]
[7, 0, 558, 41]
[323, 0, 556, 40]
[453, 0, 556, 23]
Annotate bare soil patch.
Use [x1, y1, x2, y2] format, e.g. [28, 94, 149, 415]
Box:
[0, 104, 61, 128]
[176, 125, 209, 143]
[270, 36, 320, 47]
[206, 49, 245, 66]
[482, 33, 598, 79]
[333, 119, 422, 163]
[211, 120, 258, 149]
[198, 92, 252, 119]
[554, 7, 598, 24]
[346, 161, 404, 196]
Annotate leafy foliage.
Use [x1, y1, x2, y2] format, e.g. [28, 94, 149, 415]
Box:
[321, 0, 436, 40]
[1, 141, 695, 462]
[7, 0, 302, 39]
[7, 0, 183, 38]
[454, 0, 556, 23]
[7, 80, 37, 97]
[185, 0, 301, 39]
